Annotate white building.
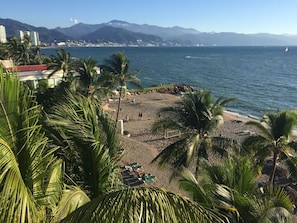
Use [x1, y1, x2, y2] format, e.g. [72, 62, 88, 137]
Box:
[0, 60, 63, 89]
[17, 30, 40, 46]
[30, 31, 40, 46]
[0, 25, 7, 43]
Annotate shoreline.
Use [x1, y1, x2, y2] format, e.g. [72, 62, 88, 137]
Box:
[223, 109, 259, 123]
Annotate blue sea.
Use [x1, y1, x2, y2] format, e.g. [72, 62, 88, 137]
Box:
[41, 46, 297, 119]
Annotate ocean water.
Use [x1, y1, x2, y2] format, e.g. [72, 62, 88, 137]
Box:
[42, 46, 297, 119]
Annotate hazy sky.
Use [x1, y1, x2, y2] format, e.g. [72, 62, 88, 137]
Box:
[2, 0, 297, 35]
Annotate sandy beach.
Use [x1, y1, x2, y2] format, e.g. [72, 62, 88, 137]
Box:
[106, 92, 258, 195]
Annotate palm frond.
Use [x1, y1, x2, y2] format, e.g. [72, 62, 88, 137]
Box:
[177, 167, 211, 204]
[61, 187, 228, 223]
[0, 71, 60, 222]
[151, 137, 189, 168]
[259, 207, 292, 223]
[53, 185, 90, 222]
[245, 120, 273, 140]
[0, 139, 41, 222]
[151, 117, 183, 134]
[46, 91, 122, 198]
[251, 185, 293, 222]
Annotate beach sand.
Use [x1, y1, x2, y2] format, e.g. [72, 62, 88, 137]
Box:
[105, 91, 297, 221]
[105, 92, 258, 195]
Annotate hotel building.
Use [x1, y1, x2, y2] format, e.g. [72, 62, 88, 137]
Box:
[0, 25, 7, 43]
[17, 30, 40, 46]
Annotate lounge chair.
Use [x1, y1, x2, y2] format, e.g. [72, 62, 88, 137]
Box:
[142, 174, 156, 183]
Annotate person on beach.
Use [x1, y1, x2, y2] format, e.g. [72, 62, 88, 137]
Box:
[138, 112, 143, 120]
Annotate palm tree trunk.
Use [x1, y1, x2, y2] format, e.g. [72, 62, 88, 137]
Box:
[268, 153, 278, 185]
[115, 87, 123, 127]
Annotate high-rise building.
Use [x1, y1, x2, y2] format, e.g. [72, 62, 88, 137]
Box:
[17, 30, 40, 46]
[30, 31, 40, 46]
[17, 30, 25, 42]
[0, 25, 7, 43]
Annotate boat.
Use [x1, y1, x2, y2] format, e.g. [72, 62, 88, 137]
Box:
[285, 47, 289, 53]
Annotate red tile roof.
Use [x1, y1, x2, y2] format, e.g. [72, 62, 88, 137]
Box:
[7, 65, 48, 72]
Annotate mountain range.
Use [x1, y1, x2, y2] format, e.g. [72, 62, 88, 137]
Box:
[1, 18, 297, 46]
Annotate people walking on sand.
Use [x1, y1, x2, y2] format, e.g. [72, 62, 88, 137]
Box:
[138, 112, 143, 120]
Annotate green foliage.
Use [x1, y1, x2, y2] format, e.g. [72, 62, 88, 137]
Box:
[100, 51, 142, 123]
[243, 110, 297, 184]
[152, 90, 235, 178]
[0, 70, 60, 222]
[177, 155, 294, 223]
[61, 187, 227, 223]
[1, 36, 46, 65]
[45, 91, 123, 198]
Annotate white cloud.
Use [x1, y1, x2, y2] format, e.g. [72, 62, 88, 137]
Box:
[70, 18, 79, 24]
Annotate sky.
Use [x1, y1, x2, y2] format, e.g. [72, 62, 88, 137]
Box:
[2, 0, 297, 35]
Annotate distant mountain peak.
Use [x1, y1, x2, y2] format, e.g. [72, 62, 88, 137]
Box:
[107, 20, 129, 26]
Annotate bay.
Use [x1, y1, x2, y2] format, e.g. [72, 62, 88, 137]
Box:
[41, 46, 297, 118]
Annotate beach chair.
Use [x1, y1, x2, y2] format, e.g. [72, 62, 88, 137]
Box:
[132, 165, 142, 171]
[124, 162, 138, 171]
[142, 174, 156, 183]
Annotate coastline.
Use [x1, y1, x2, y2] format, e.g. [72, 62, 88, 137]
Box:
[223, 109, 259, 123]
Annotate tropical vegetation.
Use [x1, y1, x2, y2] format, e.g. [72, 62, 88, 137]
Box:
[177, 156, 293, 223]
[243, 110, 297, 185]
[0, 42, 297, 222]
[100, 51, 142, 124]
[151, 89, 236, 178]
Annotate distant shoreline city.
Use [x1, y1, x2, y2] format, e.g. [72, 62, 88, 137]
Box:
[1, 18, 297, 47]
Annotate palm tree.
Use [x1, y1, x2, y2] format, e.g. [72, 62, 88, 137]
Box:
[0, 68, 93, 222]
[45, 48, 79, 104]
[6, 36, 22, 64]
[152, 89, 235, 178]
[45, 91, 123, 198]
[48, 48, 74, 80]
[60, 187, 228, 223]
[73, 57, 104, 98]
[29, 46, 43, 65]
[178, 155, 294, 222]
[243, 110, 297, 185]
[100, 52, 142, 125]
[19, 34, 31, 65]
[0, 68, 60, 222]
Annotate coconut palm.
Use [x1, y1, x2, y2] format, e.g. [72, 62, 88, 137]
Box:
[6, 36, 22, 64]
[0, 68, 94, 222]
[44, 48, 78, 108]
[243, 110, 297, 185]
[178, 155, 293, 222]
[152, 89, 235, 178]
[100, 52, 142, 124]
[73, 57, 106, 99]
[0, 69, 59, 222]
[60, 187, 228, 223]
[45, 91, 123, 198]
[19, 34, 31, 65]
[47, 48, 74, 81]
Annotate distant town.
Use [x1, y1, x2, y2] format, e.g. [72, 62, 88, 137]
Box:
[0, 25, 40, 46]
[0, 24, 172, 47]
[1, 18, 297, 47]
